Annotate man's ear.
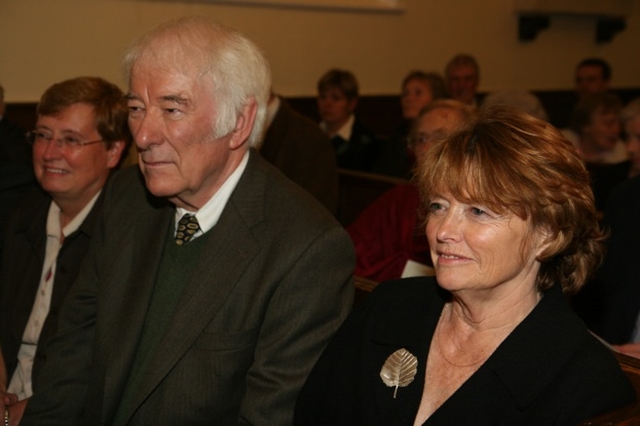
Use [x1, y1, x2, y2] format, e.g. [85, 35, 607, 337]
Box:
[229, 98, 257, 150]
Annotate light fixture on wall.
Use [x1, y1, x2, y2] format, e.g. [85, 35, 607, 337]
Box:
[514, 0, 632, 43]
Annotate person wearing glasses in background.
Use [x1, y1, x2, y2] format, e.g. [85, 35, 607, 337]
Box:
[0, 76, 129, 423]
[347, 100, 474, 282]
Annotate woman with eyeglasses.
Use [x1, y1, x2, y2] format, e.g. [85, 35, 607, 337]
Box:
[0, 76, 130, 425]
[348, 100, 473, 283]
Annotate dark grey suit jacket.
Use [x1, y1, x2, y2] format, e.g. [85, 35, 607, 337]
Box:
[22, 151, 355, 425]
[261, 98, 338, 215]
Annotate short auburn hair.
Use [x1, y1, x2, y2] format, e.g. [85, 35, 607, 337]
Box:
[415, 105, 604, 294]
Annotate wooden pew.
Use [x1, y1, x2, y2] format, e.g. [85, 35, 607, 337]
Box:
[337, 168, 410, 227]
[353, 275, 379, 306]
[580, 351, 640, 425]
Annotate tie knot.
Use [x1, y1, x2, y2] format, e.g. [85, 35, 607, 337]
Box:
[175, 214, 201, 245]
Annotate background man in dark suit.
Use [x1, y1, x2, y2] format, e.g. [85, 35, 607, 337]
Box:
[0, 84, 36, 238]
[260, 92, 338, 215]
[17, 16, 354, 426]
[0, 77, 129, 424]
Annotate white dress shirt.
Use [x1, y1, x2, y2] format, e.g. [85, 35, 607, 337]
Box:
[174, 150, 249, 239]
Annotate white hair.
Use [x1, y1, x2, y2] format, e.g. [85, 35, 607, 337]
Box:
[122, 16, 271, 147]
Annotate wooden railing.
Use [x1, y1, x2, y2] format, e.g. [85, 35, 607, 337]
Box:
[337, 168, 409, 227]
[580, 351, 640, 425]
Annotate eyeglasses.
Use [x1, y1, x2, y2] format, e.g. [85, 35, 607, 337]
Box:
[406, 130, 446, 147]
[406, 133, 429, 146]
[26, 130, 105, 150]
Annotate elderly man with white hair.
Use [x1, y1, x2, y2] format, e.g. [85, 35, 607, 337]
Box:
[18, 17, 354, 426]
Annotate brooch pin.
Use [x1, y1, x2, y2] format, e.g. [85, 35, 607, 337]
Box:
[380, 348, 418, 398]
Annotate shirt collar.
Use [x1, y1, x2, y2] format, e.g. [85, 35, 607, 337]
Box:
[175, 150, 249, 234]
[320, 113, 355, 141]
[47, 191, 101, 239]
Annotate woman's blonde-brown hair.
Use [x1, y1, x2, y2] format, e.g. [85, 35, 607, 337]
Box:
[415, 105, 604, 294]
[37, 76, 132, 154]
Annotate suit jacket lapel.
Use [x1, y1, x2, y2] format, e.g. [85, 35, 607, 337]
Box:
[102, 197, 175, 419]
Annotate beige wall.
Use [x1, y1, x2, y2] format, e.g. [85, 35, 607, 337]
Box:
[1, 0, 639, 102]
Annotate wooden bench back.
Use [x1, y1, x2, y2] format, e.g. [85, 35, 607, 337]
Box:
[337, 168, 409, 227]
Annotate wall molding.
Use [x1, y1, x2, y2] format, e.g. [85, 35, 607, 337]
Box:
[204, 0, 405, 13]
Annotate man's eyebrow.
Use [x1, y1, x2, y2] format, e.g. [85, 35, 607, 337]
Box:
[123, 93, 191, 106]
[161, 94, 190, 106]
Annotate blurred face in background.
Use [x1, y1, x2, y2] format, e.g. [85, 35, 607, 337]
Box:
[317, 87, 356, 130]
[410, 108, 464, 158]
[401, 79, 433, 120]
[581, 108, 621, 152]
[446, 65, 478, 106]
[576, 65, 609, 99]
[624, 114, 640, 177]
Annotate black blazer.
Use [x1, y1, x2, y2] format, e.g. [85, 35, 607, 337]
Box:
[295, 277, 635, 425]
[595, 175, 640, 344]
[331, 118, 380, 172]
[0, 187, 104, 389]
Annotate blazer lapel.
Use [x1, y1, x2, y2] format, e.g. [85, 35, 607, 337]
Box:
[101, 199, 175, 419]
[370, 279, 445, 424]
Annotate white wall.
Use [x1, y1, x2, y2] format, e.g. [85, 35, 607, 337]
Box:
[1, 0, 638, 101]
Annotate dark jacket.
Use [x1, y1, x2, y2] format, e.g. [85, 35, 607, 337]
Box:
[261, 98, 338, 214]
[595, 175, 640, 344]
[0, 187, 104, 389]
[296, 277, 635, 425]
[22, 152, 354, 426]
[331, 118, 380, 172]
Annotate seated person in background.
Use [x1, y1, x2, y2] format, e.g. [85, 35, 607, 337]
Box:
[567, 91, 630, 212]
[575, 57, 612, 100]
[0, 84, 36, 238]
[444, 53, 481, 108]
[260, 91, 339, 214]
[317, 68, 380, 171]
[349, 100, 473, 282]
[588, 98, 640, 352]
[374, 71, 449, 179]
[481, 89, 548, 121]
[296, 105, 635, 425]
[0, 77, 129, 413]
[621, 97, 640, 178]
[571, 97, 640, 327]
[592, 174, 640, 355]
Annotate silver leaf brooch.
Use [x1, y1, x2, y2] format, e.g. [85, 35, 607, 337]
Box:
[379, 348, 418, 398]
